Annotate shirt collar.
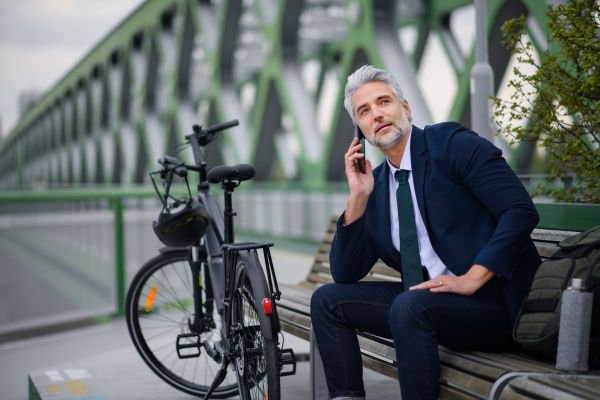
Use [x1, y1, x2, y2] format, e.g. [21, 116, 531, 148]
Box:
[386, 126, 413, 175]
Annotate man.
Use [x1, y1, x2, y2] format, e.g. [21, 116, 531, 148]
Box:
[310, 65, 541, 400]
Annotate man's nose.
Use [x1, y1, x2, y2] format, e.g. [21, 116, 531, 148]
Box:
[372, 106, 384, 120]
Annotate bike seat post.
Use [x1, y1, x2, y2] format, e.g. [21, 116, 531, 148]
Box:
[222, 183, 237, 244]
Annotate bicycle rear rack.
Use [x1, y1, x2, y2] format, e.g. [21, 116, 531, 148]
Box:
[221, 241, 281, 301]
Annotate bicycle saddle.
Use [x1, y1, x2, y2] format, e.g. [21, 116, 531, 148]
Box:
[207, 164, 256, 183]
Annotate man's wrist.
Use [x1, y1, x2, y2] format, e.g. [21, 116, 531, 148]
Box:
[465, 264, 495, 289]
[344, 193, 369, 225]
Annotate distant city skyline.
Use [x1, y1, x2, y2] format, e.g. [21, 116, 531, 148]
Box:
[0, 0, 145, 136]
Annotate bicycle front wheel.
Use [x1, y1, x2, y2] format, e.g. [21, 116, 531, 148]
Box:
[125, 251, 238, 398]
[231, 258, 280, 400]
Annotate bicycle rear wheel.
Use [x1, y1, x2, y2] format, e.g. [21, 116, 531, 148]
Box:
[231, 259, 280, 400]
[125, 251, 238, 398]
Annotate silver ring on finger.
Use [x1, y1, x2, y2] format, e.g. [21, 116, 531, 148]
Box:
[439, 281, 443, 287]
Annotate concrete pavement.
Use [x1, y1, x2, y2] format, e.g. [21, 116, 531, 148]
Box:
[0, 247, 401, 399]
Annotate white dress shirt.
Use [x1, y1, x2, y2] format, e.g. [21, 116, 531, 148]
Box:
[387, 128, 454, 280]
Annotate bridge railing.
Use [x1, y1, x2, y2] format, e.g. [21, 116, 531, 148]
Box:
[0, 187, 184, 339]
[1, 187, 598, 340]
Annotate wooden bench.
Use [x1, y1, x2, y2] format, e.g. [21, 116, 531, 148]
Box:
[276, 215, 600, 400]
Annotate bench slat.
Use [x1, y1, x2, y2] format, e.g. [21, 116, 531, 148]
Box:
[327, 221, 337, 232]
[500, 375, 600, 400]
[318, 242, 332, 253]
[310, 264, 332, 275]
[323, 232, 335, 242]
[277, 307, 311, 330]
[296, 280, 320, 291]
[314, 252, 330, 264]
[279, 283, 314, 305]
[358, 336, 396, 362]
[361, 353, 397, 380]
[465, 350, 557, 374]
[439, 349, 506, 381]
[307, 272, 335, 285]
[310, 260, 329, 273]
[531, 229, 578, 243]
[439, 367, 491, 399]
[543, 375, 600, 397]
[280, 320, 310, 341]
[277, 298, 311, 316]
[438, 384, 482, 400]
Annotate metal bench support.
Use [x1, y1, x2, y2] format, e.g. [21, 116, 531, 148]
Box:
[310, 324, 330, 400]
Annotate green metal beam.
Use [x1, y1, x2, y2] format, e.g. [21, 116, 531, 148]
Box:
[0, 0, 562, 190]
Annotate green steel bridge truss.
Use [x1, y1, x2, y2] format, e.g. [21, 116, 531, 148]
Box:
[0, 0, 554, 191]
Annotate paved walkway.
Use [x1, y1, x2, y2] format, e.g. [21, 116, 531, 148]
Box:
[0, 248, 401, 400]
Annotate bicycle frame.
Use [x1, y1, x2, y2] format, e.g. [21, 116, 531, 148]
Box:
[177, 126, 281, 353]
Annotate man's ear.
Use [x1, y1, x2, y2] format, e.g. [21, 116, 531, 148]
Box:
[403, 100, 411, 120]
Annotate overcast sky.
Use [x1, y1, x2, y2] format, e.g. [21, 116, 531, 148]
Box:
[0, 0, 145, 137]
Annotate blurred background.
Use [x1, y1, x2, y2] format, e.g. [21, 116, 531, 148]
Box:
[0, 0, 562, 348]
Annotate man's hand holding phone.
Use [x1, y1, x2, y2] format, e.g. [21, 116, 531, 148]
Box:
[344, 127, 374, 225]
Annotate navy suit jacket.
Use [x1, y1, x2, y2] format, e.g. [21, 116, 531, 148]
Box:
[330, 122, 542, 326]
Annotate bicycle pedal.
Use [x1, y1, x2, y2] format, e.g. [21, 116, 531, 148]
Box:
[176, 333, 201, 359]
[280, 348, 297, 376]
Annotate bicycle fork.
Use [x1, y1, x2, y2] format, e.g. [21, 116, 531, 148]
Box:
[176, 246, 219, 360]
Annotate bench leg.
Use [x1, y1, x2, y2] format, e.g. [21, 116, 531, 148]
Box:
[310, 324, 330, 400]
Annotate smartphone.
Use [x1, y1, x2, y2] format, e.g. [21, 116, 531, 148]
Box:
[355, 125, 366, 174]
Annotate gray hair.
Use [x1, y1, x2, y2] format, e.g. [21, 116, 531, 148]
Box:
[343, 65, 411, 124]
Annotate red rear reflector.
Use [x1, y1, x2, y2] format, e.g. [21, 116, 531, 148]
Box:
[262, 298, 272, 314]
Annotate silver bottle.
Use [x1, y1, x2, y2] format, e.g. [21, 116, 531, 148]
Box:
[556, 278, 594, 372]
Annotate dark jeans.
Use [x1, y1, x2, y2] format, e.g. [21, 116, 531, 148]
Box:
[310, 282, 513, 399]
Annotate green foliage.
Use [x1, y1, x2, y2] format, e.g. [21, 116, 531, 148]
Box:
[491, 0, 600, 203]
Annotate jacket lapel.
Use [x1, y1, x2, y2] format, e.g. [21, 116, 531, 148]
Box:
[374, 161, 401, 264]
[410, 126, 428, 228]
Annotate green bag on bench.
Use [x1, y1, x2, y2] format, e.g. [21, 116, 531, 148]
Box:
[513, 225, 600, 360]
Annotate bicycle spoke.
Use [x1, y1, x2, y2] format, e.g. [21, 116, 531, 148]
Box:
[141, 278, 190, 315]
[148, 290, 190, 314]
[160, 267, 188, 312]
[144, 325, 180, 342]
[172, 261, 194, 298]
[181, 357, 188, 378]
[169, 352, 178, 372]
[139, 312, 181, 325]
[193, 355, 199, 383]
[138, 323, 183, 330]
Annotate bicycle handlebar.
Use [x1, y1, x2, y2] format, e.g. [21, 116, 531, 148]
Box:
[192, 119, 238, 136]
[204, 119, 239, 134]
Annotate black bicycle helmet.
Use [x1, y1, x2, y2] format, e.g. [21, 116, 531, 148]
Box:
[153, 198, 209, 248]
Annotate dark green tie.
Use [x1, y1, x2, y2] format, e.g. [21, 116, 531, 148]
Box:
[395, 170, 423, 289]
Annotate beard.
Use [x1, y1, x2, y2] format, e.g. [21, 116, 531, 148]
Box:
[363, 113, 410, 150]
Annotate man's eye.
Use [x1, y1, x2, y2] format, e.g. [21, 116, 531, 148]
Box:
[381, 99, 389, 104]
[360, 109, 368, 115]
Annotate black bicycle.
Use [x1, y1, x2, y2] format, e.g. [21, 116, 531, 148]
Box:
[125, 120, 295, 399]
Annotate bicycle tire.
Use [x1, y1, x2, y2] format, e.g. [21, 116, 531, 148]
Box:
[231, 258, 280, 400]
[125, 251, 238, 398]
